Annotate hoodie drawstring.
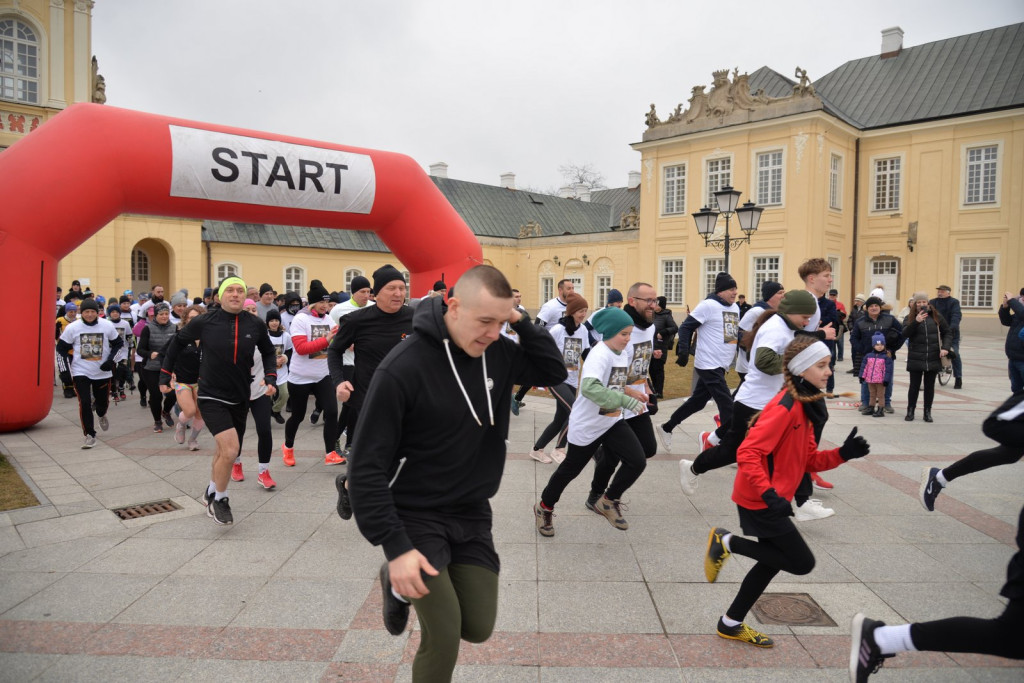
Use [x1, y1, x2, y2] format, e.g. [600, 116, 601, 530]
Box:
[443, 339, 494, 427]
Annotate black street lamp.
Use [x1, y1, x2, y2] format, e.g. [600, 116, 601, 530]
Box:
[692, 186, 763, 273]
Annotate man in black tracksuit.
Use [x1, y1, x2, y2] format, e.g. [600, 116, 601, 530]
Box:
[348, 266, 566, 681]
[161, 277, 277, 525]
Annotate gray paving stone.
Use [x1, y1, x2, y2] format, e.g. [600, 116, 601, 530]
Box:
[0, 536, 123, 572]
[77, 537, 212, 575]
[15, 509, 127, 548]
[4, 572, 161, 622]
[494, 579, 539, 632]
[334, 628, 409, 663]
[112, 574, 266, 626]
[866, 580, 1009, 623]
[229, 577, 370, 629]
[276, 538, 383, 580]
[495, 542, 538, 581]
[0, 570, 67, 614]
[648, 581, 790, 635]
[175, 659, 329, 681]
[174, 538, 303, 577]
[0, 653, 61, 682]
[537, 543, 641, 581]
[544, 668, 681, 683]
[820, 543, 966, 583]
[538, 581, 662, 633]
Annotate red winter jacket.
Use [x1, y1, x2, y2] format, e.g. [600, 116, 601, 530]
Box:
[732, 389, 845, 510]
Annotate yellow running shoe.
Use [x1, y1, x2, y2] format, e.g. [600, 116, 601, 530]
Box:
[704, 527, 731, 582]
[716, 618, 774, 648]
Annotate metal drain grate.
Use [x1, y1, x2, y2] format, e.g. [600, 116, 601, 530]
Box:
[112, 499, 183, 520]
[751, 592, 837, 627]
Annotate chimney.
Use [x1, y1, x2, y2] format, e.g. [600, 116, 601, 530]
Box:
[558, 185, 574, 198]
[500, 172, 516, 189]
[881, 27, 903, 58]
[627, 171, 641, 189]
[575, 182, 590, 202]
[429, 162, 448, 178]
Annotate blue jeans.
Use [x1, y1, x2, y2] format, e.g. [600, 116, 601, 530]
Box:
[1009, 360, 1024, 394]
[950, 330, 962, 379]
[861, 379, 893, 407]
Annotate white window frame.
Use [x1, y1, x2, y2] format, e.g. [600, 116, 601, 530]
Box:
[660, 258, 685, 306]
[829, 152, 843, 211]
[702, 257, 726, 299]
[960, 141, 1002, 209]
[215, 262, 241, 284]
[957, 253, 998, 310]
[750, 255, 782, 301]
[661, 162, 687, 216]
[871, 153, 904, 212]
[283, 265, 305, 296]
[595, 275, 612, 309]
[828, 255, 841, 294]
[539, 276, 554, 307]
[704, 154, 733, 209]
[0, 17, 41, 104]
[752, 147, 785, 207]
[344, 268, 364, 292]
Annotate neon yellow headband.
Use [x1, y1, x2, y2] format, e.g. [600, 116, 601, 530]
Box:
[218, 277, 246, 299]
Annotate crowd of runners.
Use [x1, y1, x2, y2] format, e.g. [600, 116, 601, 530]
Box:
[51, 260, 1023, 682]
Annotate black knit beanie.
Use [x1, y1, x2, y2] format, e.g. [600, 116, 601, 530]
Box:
[372, 264, 405, 294]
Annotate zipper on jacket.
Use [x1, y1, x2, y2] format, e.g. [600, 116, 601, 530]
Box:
[388, 457, 408, 488]
[233, 316, 238, 363]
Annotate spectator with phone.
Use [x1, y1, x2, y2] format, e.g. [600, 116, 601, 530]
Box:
[901, 292, 951, 423]
[999, 288, 1024, 394]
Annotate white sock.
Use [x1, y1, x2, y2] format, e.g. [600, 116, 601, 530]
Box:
[391, 587, 410, 604]
[708, 431, 722, 447]
[259, 464, 269, 473]
[721, 615, 741, 627]
[214, 490, 227, 501]
[872, 624, 916, 655]
[936, 470, 949, 487]
[722, 533, 733, 552]
[234, 456, 242, 464]
[208, 482, 216, 496]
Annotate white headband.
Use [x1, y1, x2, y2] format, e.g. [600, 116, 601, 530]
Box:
[787, 341, 831, 376]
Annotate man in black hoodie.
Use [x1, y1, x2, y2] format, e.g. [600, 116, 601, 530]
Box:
[348, 265, 565, 681]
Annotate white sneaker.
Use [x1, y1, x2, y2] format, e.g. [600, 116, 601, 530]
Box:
[98, 415, 109, 432]
[550, 448, 567, 464]
[174, 420, 187, 444]
[678, 459, 698, 495]
[529, 449, 553, 464]
[657, 426, 673, 452]
[794, 499, 835, 521]
[82, 435, 96, 449]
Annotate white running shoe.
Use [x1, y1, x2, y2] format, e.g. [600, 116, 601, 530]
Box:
[794, 499, 835, 521]
[550, 448, 567, 464]
[678, 459, 698, 496]
[529, 449, 553, 464]
[657, 426, 673, 452]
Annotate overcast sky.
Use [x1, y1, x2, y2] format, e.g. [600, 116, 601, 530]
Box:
[92, 0, 1023, 194]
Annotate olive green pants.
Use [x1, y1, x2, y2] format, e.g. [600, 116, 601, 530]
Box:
[408, 563, 499, 682]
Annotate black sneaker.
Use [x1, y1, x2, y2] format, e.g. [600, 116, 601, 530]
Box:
[716, 617, 774, 647]
[201, 486, 214, 508]
[850, 613, 893, 682]
[140, 395, 147, 407]
[379, 563, 410, 635]
[271, 411, 285, 424]
[704, 527, 731, 583]
[209, 496, 233, 525]
[919, 467, 942, 512]
[162, 411, 174, 427]
[335, 473, 352, 520]
[310, 409, 321, 425]
[584, 491, 601, 513]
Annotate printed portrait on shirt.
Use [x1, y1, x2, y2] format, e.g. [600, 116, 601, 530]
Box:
[80, 333, 103, 361]
[562, 337, 582, 371]
[273, 342, 285, 358]
[722, 311, 740, 344]
[308, 324, 330, 359]
[627, 340, 652, 385]
[599, 366, 628, 416]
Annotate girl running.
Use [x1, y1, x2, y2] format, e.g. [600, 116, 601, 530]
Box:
[703, 335, 870, 647]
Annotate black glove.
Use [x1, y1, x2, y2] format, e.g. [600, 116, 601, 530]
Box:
[761, 488, 794, 517]
[675, 349, 689, 367]
[839, 426, 870, 460]
[100, 360, 114, 372]
[646, 393, 658, 417]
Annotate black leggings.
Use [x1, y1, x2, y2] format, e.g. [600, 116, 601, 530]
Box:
[73, 376, 110, 437]
[692, 401, 759, 474]
[726, 528, 816, 622]
[141, 369, 176, 424]
[541, 419, 646, 508]
[336, 365, 355, 448]
[943, 445, 1023, 482]
[285, 377, 337, 452]
[533, 383, 575, 451]
[664, 367, 734, 430]
[649, 355, 666, 395]
[242, 394, 273, 464]
[910, 598, 1024, 659]
[907, 369, 939, 410]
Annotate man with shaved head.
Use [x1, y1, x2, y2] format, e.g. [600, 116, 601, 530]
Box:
[347, 265, 566, 680]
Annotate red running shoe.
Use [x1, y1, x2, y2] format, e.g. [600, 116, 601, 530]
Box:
[231, 462, 244, 482]
[257, 470, 276, 490]
[282, 445, 295, 467]
[810, 472, 833, 490]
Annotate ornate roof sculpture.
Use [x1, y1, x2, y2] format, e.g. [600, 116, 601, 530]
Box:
[642, 67, 823, 141]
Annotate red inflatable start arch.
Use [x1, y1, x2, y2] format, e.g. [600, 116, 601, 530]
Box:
[0, 103, 482, 432]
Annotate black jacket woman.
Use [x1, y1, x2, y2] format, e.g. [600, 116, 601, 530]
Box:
[902, 291, 951, 423]
[651, 297, 679, 398]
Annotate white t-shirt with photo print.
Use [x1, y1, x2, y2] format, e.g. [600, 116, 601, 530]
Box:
[549, 322, 590, 388]
[60, 318, 119, 380]
[567, 341, 630, 447]
[623, 323, 656, 420]
[288, 310, 332, 384]
[689, 297, 740, 370]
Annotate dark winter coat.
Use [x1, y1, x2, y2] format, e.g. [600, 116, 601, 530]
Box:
[902, 311, 951, 373]
[999, 298, 1024, 362]
[653, 308, 679, 352]
[850, 312, 903, 371]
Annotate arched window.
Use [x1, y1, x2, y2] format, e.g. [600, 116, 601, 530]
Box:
[131, 248, 150, 282]
[344, 268, 364, 291]
[284, 266, 304, 295]
[216, 263, 239, 283]
[0, 18, 39, 104]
